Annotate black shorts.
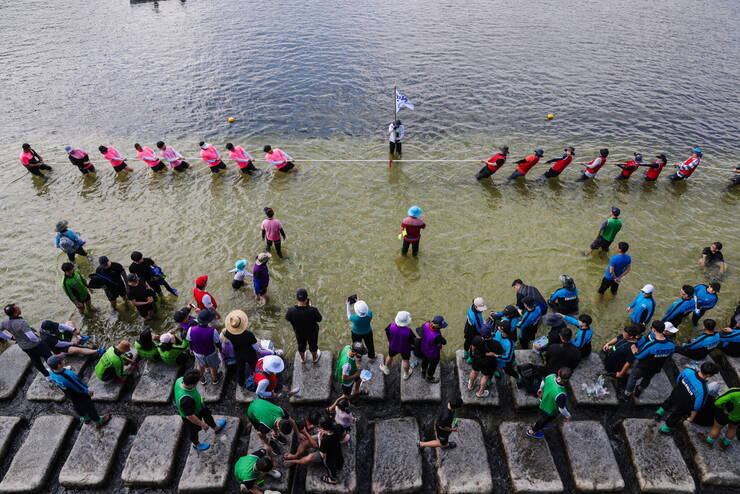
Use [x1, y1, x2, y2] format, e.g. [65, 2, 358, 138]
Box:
[103, 286, 126, 301]
[151, 162, 166, 172]
[232, 279, 245, 289]
[543, 168, 561, 178]
[715, 408, 740, 426]
[136, 303, 154, 316]
[80, 166, 95, 174]
[436, 427, 451, 445]
[277, 162, 295, 172]
[388, 349, 411, 360]
[471, 358, 496, 376]
[174, 161, 190, 172]
[113, 163, 127, 172]
[209, 162, 227, 173]
[590, 236, 612, 251]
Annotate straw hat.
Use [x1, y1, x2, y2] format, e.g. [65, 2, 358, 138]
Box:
[225, 310, 249, 335]
[256, 252, 272, 265]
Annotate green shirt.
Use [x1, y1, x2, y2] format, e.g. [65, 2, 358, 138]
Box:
[62, 271, 90, 303]
[540, 374, 567, 416]
[95, 346, 126, 380]
[247, 398, 284, 430]
[134, 341, 159, 361]
[173, 377, 203, 417]
[157, 340, 189, 366]
[715, 387, 740, 422]
[599, 218, 622, 243]
[234, 454, 260, 484]
[335, 345, 357, 384]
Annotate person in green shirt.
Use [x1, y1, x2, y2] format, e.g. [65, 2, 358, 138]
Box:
[702, 387, 739, 449]
[61, 262, 93, 314]
[94, 340, 134, 383]
[174, 370, 226, 451]
[156, 331, 189, 366]
[234, 449, 275, 493]
[246, 398, 297, 461]
[335, 342, 368, 398]
[585, 207, 623, 255]
[526, 367, 573, 439]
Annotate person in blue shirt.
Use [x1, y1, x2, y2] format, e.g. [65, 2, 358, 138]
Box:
[655, 362, 719, 434]
[675, 319, 720, 360]
[562, 314, 593, 358]
[54, 220, 91, 263]
[661, 285, 696, 327]
[691, 282, 720, 326]
[346, 297, 375, 360]
[516, 297, 544, 349]
[623, 321, 675, 399]
[492, 320, 518, 382]
[490, 305, 520, 335]
[719, 326, 740, 358]
[47, 354, 111, 427]
[548, 275, 579, 315]
[626, 284, 656, 329]
[464, 297, 488, 363]
[597, 242, 631, 296]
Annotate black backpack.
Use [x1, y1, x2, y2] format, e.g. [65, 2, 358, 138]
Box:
[517, 363, 542, 396]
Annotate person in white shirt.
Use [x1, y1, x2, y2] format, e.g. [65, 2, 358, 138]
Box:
[388, 120, 405, 156]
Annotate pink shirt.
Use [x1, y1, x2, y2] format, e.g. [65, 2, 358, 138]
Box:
[200, 145, 221, 166]
[136, 146, 160, 167]
[228, 146, 253, 169]
[264, 149, 293, 168]
[261, 218, 284, 242]
[102, 147, 125, 167]
[159, 146, 183, 167]
[20, 151, 38, 166]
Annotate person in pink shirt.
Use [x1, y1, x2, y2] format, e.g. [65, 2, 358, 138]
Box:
[134, 143, 166, 172]
[64, 146, 95, 174]
[263, 145, 296, 173]
[98, 145, 133, 173]
[156, 141, 190, 172]
[261, 207, 287, 258]
[20, 143, 53, 177]
[199, 141, 227, 173]
[225, 143, 259, 175]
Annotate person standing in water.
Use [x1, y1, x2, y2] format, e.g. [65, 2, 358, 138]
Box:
[643, 153, 668, 181]
[156, 141, 190, 172]
[199, 142, 227, 173]
[505, 149, 544, 183]
[99, 145, 133, 173]
[64, 146, 95, 174]
[576, 148, 609, 181]
[261, 208, 287, 258]
[134, 143, 166, 172]
[597, 242, 631, 296]
[225, 143, 259, 175]
[542, 147, 575, 178]
[253, 253, 272, 304]
[614, 153, 643, 180]
[585, 207, 622, 255]
[668, 148, 702, 182]
[61, 262, 93, 314]
[476, 146, 508, 180]
[54, 220, 90, 263]
[388, 120, 405, 156]
[400, 206, 426, 256]
[19, 143, 52, 177]
[263, 145, 296, 173]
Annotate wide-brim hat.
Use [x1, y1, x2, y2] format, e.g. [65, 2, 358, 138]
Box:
[225, 310, 249, 335]
[262, 355, 284, 373]
[395, 311, 412, 327]
[256, 252, 272, 265]
[55, 220, 68, 232]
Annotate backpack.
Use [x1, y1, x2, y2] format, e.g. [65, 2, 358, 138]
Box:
[58, 234, 77, 253]
[517, 363, 542, 396]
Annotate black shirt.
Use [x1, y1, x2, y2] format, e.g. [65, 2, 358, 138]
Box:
[544, 342, 581, 373]
[129, 258, 156, 283]
[471, 336, 502, 363]
[603, 335, 636, 373]
[702, 247, 724, 265]
[224, 330, 258, 361]
[436, 405, 455, 431]
[285, 305, 323, 334]
[319, 430, 344, 471]
[516, 284, 547, 310]
[127, 284, 155, 305]
[96, 262, 127, 291]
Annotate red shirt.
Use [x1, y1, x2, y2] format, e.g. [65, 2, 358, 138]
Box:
[618, 160, 639, 178]
[550, 154, 573, 173]
[193, 286, 218, 310]
[253, 358, 278, 391]
[516, 155, 540, 175]
[401, 216, 426, 242]
[486, 153, 507, 172]
[644, 160, 666, 180]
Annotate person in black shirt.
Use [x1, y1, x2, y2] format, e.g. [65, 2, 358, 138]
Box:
[699, 242, 726, 275]
[126, 274, 155, 320]
[224, 310, 259, 388]
[284, 419, 346, 485]
[285, 289, 323, 363]
[601, 325, 640, 395]
[467, 326, 503, 398]
[539, 327, 580, 375]
[512, 279, 547, 311]
[419, 398, 462, 450]
[129, 251, 178, 296]
[93, 256, 128, 309]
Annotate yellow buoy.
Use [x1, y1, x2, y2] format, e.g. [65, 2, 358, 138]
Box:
[547, 113, 555, 120]
[227, 117, 236, 123]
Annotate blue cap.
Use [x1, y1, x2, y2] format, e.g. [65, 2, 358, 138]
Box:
[692, 147, 702, 154]
[197, 308, 216, 325]
[235, 259, 247, 271]
[47, 354, 66, 368]
[432, 315, 448, 328]
[408, 206, 422, 218]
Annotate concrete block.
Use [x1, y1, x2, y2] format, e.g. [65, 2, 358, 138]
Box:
[435, 419, 493, 494]
[177, 415, 240, 493]
[400, 358, 441, 403]
[622, 418, 694, 493]
[292, 350, 333, 404]
[372, 417, 422, 494]
[560, 421, 624, 491]
[498, 421, 563, 493]
[510, 350, 542, 408]
[0, 345, 31, 400]
[247, 424, 293, 492]
[89, 375, 125, 402]
[633, 369, 672, 406]
[0, 415, 74, 493]
[132, 360, 180, 404]
[0, 417, 21, 465]
[569, 353, 618, 406]
[684, 422, 740, 487]
[59, 416, 128, 488]
[455, 350, 499, 406]
[26, 355, 88, 402]
[672, 353, 727, 394]
[360, 353, 385, 401]
[121, 415, 184, 487]
[196, 364, 226, 403]
[306, 425, 357, 493]
[235, 385, 257, 404]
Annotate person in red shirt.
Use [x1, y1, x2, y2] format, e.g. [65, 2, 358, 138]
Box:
[643, 154, 668, 182]
[193, 275, 221, 319]
[505, 149, 544, 183]
[20, 143, 53, 177]
[542, 147, 575, 178]
[475, 146, 509, 180]
[576, 149, 609, 182]
[614, 153, 643, 180]
[400, 206, 426, 257]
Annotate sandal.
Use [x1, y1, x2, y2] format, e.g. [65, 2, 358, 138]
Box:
[351, 389, 369, 396]
[321, 475, 338, 485]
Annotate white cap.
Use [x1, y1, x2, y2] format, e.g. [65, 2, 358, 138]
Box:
[473, 297, 487, 312]
[200, 142, 209, 150]
[395, 311, 412, 327]
[641, 284, 655, 294]
[663, 322, 679, 334]
[262, 355, 284, 373]
[159, 333, 173, 344]
[354, 300, 369, 317]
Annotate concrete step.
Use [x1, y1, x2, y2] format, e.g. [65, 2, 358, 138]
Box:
[196, 364, 227, 403]
[435, 418, 493, 494]
[560, 421, 624, 492]
[306, 424, 357, 493]
[292, 350, 333, 404]
[0, 345, 31, 400]
[235, 384, 257, 404]
[498, 421, 563, 493]
[632, 369, 672, 406]
[569, 353, 618, 406]
[683, 422, 740, 487]
[712, 353, 739, 385]
[121, 415, 184, 487]
[400, 358, 441, 403]
[131, 360, 180, 404]
[360, 353, 385, 401]
[372, 417, 422, 494]
[455, 350, 499, 406]
[672, 353, 727, 394]
[58, 415, 128, 488]
[510, 350, 542, 408]
[26, 355, 88, 402]
[177, 415, 240, 493]
[0, 415, 75, 493]
[0, 417, 21, 465]
[89, 375, 125, 402]
[247, 424, 293, 492]
[622, 418, 694, 493]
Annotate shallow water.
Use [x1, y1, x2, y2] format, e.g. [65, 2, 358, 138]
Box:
[0, 0, 737, 356]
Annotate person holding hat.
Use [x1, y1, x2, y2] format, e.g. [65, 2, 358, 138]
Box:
[668, 147, 702, 182]
[400, 206, 426, 256]
[335, 342, 368, 397]
[692, 282, 721, 326]
[660, 284, 696, 327]
[614, 153, 643, 180]
[65, 146, 95, 174]
[98, 145, 133, 173]
[95, 340, 134, 383]
[380, 311, 416, 378]
[254, 355, 288, 399]
[199, 141, 227, 173]
[156, 141, 190, 172]
[576, 148, 609, 181]
[505, 149, 544, 183]
[419, 316, 448, 383]
[253, 253, 272, 304]
[19, 143, 52, 176]
[263, 145, 296, 172]
[464, 297, 488, 363]
[542, 147, 575, 178]
[286, 288, 323, 364]
[92, 256, 128, 310]
[225, 142, 259, 175]
[224, 310, 260, 387]
[126, 273, 156, 320]
[643, 153, 668, 181]
[54, 220, 90, 263]
[388, 119, 405, 156]
[597, 242, 631, 297]
[261, 208, 287, 258]
[623, 321, 675, 400]
[187, 309, 223, 385]
[347, 296, 375, 360]
[48, 354, 111, 428]
[61, 262, 93, 314]
[548, 275, 579, 315]
[476, 146, 509, 180]
[230, 259, 253, 290]
[175, 369, 228, 451]
[193, 275, 220, 318]
[627, 284, 657, 329]
[156, 330, 190, 366]
[586, 206, 622, 255]
[676, 319, 720, 360]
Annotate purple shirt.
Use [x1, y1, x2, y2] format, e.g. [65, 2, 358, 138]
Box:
[187, 325, 218, 355]
[387, 323, 413, 354]
[420, 322, 444, 359]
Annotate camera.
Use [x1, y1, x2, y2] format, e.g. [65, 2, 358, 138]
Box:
[347, 294, 358, 304]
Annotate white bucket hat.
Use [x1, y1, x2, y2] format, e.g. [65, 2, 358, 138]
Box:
[354, 300, 369, 317]
[262, 355, 284, 373]
[395, 311, 412, 327]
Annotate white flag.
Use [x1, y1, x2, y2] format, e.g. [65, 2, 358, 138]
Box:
[396, 90, 415, 112]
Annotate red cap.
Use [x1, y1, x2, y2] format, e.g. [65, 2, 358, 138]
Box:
[195, 275, 208, 288]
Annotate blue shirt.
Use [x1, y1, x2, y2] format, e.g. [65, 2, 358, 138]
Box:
[693, 284, 718, 311]
[49, 368, 89, 395]
[467, 307, 485, 333]
[493, 332, 514, 364]
[349, 310, 373, 335]
[516, 306, 543, 336]
[563, 316, 592, 349]
[54, 230, 83, 249]
[628, 292, 656, 325]
[661, 298, 696, 323]
[683, 332, 720, 351]
[633, 338, 675, 372]
[720, 329, 740, 347]
[676, 368, 709, 411]
[604, 254, 631, 280]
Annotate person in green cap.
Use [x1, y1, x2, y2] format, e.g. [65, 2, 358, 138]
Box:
[156, 330, 190, 366]
[174, 369, 227, 451]
[61, 262, 93, 314]
[247, 397, 297, 458]
[335, 342, 368, 398]
[233, 449, 276, 493]
[585, 207, 622, 255]
[702, 387, 740, 449]
[95, 340, 134, 383]
[526, 367, 572, 438]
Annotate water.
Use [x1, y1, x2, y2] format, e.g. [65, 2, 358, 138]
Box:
[0, 0, 738, 357]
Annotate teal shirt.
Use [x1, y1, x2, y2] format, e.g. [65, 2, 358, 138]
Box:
[349, 310, 373, 335]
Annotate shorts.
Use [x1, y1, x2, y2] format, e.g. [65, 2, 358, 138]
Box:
[436, 427, 451, 446]
[388, 349, 411, 360]
[543, 168, 561, 178]
[232, 279, 245, 289]
[471, 358, 496, 377]
[151, 162, 166, 172]
[715, 408, 740, 426]
[209, 162, 227, 173]
[113, 163, 127, 172]
[590, 236, 612, 252]
[104, 286, 126, 301]
[194, 351, 221, 369]
[173, 161, 190, 172]
[277, 162, 295, 173]
[253, 279, 268, 295]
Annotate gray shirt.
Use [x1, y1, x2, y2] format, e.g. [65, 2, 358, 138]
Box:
[0, 318, 41, 350]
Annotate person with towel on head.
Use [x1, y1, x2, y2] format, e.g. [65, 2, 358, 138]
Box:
[400, 206, 425, 256]
[64, 146, 95, 174]
[199, 141, 227, 173]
